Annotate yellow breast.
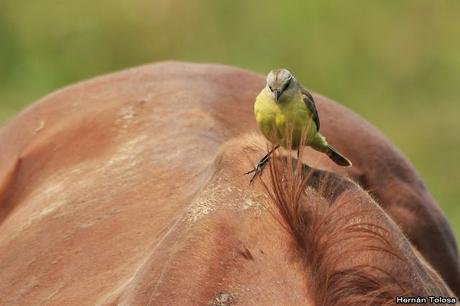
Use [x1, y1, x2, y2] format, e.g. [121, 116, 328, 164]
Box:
[254, 90, 315, 149]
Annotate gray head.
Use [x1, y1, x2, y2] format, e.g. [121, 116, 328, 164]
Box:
[266, 68, 296, 102]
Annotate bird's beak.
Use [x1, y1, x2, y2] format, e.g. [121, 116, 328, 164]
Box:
[274, 90, 282, 101]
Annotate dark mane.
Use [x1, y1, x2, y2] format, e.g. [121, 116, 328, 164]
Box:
[257, 140, 452, 305]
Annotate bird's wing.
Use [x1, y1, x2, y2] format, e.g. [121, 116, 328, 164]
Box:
[301, 88, 320, 131]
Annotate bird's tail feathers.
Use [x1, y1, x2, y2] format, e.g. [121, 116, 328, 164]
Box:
[326, 145, 352, 167]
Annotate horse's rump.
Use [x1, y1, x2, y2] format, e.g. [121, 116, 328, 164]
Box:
[0, 62, 457, 304]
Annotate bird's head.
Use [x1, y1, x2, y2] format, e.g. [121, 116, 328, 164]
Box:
[266, 68, 296, 102]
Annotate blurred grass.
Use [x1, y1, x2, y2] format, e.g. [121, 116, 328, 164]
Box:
[0, 1, 459, 240]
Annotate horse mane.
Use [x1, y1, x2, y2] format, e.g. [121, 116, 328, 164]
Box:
[256, 134, 452, 305]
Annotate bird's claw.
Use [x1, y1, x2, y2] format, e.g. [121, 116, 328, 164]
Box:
[245, 156, 270, 183]
[245, 145, 279, 184]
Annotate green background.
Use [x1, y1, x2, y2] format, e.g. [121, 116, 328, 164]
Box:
[1, 1, 459, 240]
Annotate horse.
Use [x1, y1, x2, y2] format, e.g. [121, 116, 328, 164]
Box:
[0, 62, 457, 305]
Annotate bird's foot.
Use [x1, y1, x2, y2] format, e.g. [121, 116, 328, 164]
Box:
[245, 154, 271, 183]
[245, 145, 280, 184]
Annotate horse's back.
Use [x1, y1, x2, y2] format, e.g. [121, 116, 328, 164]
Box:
[0, 62, 457, 304]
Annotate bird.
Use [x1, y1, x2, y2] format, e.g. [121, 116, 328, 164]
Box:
[246, 68, 352, 182]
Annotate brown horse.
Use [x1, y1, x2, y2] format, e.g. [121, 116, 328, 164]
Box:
[0, 62, 457, 305]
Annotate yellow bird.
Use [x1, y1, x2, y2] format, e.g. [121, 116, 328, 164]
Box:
[246, 68, 351, 182]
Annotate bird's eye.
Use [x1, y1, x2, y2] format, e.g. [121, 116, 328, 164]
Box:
[268, 85, 273, 92]
[282, 78, 291, 92]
